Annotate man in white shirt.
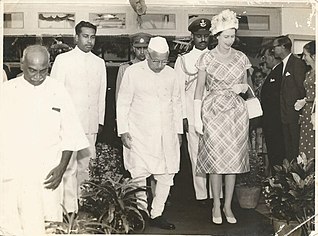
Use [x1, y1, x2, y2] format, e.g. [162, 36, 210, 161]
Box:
[174, 18, 213, 204]
[0, 45, 89, 236]
[117, 37, 182, 230]
[50, 21, 107, 214]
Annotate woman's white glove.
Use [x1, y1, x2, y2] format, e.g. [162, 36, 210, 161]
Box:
[194, 99, 203, 135]
[232, 84, 249, 94]
[294, 98, 306, 111]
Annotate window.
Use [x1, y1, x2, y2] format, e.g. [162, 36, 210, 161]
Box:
[4, 13, 24, 28]
[89, 13, 126, 29]
[38, 13, 75, 29]
[140, 14, 176, 30]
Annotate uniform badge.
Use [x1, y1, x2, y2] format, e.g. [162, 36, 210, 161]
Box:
[140, 38, 145, 43]
[200, 19, 206, 28]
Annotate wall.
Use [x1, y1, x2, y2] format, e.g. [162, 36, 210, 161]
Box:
[281, 7, 316, 36]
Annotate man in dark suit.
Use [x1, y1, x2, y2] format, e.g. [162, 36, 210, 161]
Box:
[272, 35, 306, 161]
[260, 47, 285, 170]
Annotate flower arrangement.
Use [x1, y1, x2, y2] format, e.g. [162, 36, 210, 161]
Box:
[263, 153, 315, 235]
[211, 9, 239, 35]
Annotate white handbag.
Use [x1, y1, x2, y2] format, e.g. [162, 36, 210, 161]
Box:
[245, 85, 263, 119]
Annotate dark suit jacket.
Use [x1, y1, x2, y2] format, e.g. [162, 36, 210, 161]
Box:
[280, 54, 306, 124]
[261, 63, 283, 125]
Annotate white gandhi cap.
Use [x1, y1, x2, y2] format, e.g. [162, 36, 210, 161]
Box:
[148, 36, 169, 53]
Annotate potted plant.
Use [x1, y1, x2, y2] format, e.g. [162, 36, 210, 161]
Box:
[235, 149, 266, 209]
[45, 143, 148, 234]
[263, 153, 315, 236]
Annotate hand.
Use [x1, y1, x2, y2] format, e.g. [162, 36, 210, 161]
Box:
[294, 98, 306, 111]
[178, 134, 182, 147]
[121, 132, 132, 149]
[194, 99, 203, 135]
[98, 124, 104, 134]
[232, 84, 249, 94]
[44, 164, 67, 190]
[183, 118, 189, 133]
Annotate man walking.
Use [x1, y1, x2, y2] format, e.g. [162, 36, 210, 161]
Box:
[117, 36, 182, 230]
[0, 45, 88, 235]
[50, 21, 107, 214]
[174, 17, 213, 203]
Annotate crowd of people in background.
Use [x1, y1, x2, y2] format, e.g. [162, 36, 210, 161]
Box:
[0, 8, 315, 235]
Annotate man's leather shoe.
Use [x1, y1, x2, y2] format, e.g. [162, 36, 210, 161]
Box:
[150, 216, 175, 230]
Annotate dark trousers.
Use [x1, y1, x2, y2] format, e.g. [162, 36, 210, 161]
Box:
[263, 123, 286, 167]
[282, 122, 300, 161]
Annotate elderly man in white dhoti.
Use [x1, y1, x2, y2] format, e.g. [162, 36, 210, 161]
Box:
[0, 45, 89, 235]
[117, 36, 183, 230]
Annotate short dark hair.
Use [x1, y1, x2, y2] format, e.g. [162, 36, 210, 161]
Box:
[303, 40, 316, 56]
[274, 35, 292, 51]
[75, 21, 97, 35]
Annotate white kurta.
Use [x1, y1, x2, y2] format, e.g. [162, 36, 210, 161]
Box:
[117, 61, 183, 175]
[0, 76, 89, 235]
[50, 46, 107, 134]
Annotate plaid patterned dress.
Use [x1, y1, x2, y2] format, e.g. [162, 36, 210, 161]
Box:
[195, 48, 251, 174]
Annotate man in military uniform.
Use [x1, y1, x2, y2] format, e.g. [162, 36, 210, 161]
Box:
[174, 17, 213, 205]
[115, 32, 152, 102]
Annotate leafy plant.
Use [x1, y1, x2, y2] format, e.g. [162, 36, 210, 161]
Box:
[263, 153, 315, 235]
[236, 149, 266, 188]
[81, 177, 147, 234]
[80, 143, 148, 234]
[45, 205, 111, 234]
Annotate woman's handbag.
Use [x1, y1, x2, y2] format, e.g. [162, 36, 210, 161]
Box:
[245, 85, 263, 119]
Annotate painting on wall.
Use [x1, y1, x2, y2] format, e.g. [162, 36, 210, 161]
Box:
[38, 13, 75, 29]
[4, 12, 24, 28]
[89, 13, 126, 29]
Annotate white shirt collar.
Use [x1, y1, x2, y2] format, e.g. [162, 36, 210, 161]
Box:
[74, 46, 92, 57]
[282, 53, 291, 73]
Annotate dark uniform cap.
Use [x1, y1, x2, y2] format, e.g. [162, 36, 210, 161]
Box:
[188, 18, 211, 34]
[131, 32, 152, 47]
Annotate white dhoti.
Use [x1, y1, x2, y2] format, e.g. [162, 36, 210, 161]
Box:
[63, 133, 96, 213]
[131, 169, 174, 219]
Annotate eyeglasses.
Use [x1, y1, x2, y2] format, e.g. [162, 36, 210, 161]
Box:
[148, 53, 169, 64]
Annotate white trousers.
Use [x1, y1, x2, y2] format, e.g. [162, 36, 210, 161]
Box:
[187, 125, 213, 200]
[131, 170, 174, 219]
[63, 133, 96, 213]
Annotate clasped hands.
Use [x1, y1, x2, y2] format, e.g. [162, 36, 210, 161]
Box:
[231, 84, 249, 94]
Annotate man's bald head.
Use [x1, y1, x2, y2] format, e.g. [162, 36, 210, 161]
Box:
[21, 45, 50, 86]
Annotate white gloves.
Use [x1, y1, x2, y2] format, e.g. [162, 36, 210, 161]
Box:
[194, 99, 203, 135]
[294, 98, 306, 111]
[232, 84, 249, 94]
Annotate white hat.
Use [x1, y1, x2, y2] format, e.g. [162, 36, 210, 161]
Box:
[211, 9, 239, 35]
[148, 36, 169, 53]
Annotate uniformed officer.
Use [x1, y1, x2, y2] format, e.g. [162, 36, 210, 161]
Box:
[174, 17, 213, 204]
[115, 32, 152, 102]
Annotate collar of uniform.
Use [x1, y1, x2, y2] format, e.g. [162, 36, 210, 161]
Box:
[74, 46, 92, 57]
[190, 47, 209, 57]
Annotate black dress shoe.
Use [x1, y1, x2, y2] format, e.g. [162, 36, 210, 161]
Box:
[150, 216, 175, 230]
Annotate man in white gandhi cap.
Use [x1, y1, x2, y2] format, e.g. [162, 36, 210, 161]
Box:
[117, 36, 183, 230]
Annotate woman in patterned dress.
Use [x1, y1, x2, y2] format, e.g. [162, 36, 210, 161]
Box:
[294, 41, 315, 160]
[194, 9, 252, 225]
